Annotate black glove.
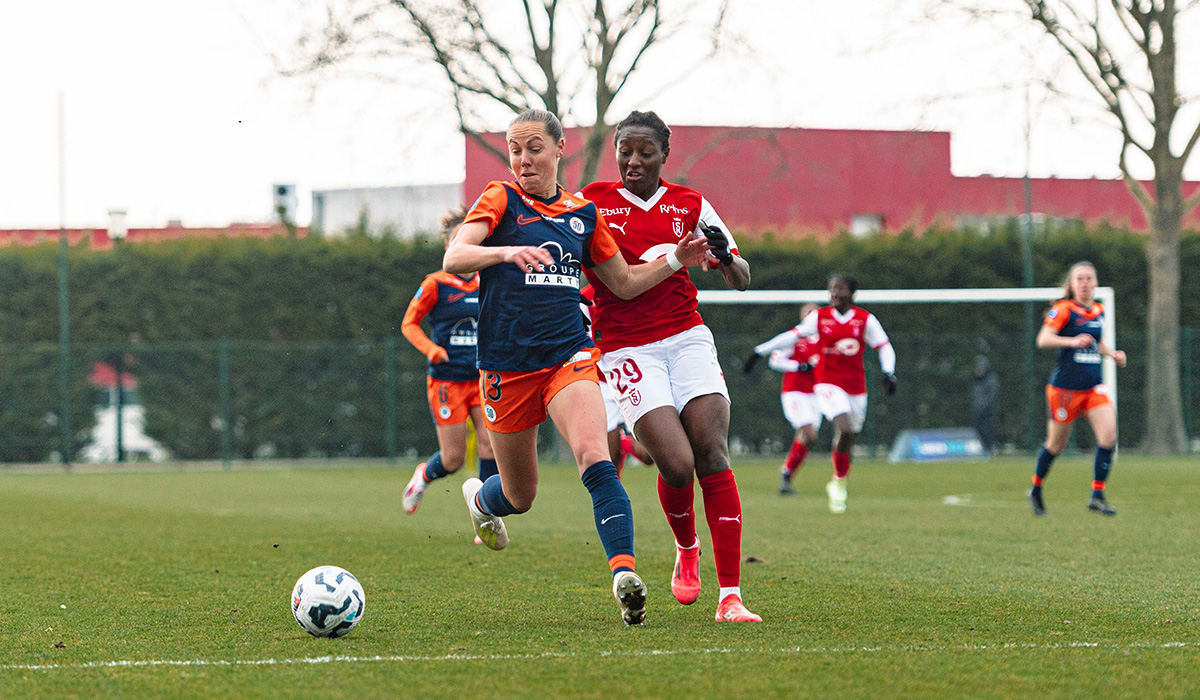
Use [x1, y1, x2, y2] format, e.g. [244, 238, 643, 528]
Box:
[698, 221, 734, 266]
[743, 352, 761, 374]
[579, 293, 593, 331]
[882, 373, 897, 395]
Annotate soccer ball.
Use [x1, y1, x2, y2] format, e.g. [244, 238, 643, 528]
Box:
[290, 565, 366, 638]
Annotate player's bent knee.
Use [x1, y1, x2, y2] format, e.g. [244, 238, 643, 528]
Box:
[658, 463, 694, 488]
[506, 488, 536, 513]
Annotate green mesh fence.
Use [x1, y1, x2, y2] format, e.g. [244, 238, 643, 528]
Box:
[0, 328, 1193, 464]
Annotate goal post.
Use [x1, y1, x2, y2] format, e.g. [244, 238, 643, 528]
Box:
[698, 286, 1118, 406]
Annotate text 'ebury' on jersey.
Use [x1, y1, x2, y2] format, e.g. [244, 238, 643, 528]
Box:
[580, 180, 738, 353]
[464, 180, 619, 372]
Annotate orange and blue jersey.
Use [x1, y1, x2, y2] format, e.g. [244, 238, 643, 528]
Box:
[464, 181, 620, 372]
[401, 271, 480, 382]
[1044, 299, 1105, 390]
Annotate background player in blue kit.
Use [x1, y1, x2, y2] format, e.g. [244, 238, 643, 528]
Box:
[401, 208, 497, 519]
[1029, 261, 1127, 517]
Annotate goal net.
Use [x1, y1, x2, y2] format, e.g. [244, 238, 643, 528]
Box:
[700, 287, 1117, 457]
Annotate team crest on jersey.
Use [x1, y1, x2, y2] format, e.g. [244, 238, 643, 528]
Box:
[484, 405, 497, 422]
[570, 217, 585, 234]
[1055, 408, 1068, 420]
[672, 219, 684, 237]
[629, 388, 641, 406]
[438, 406, 452, 420]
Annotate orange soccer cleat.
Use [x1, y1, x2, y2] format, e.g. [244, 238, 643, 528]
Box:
[715, 595, 762, 623]
[671, 544, 702, 605]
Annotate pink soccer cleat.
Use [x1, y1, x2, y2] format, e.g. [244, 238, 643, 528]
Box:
[402, 463, 428, 515]
[715, 595, 762, 623]
[671, 545, 701, 605]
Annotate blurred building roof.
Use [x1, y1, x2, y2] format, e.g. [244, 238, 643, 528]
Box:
[465, 126, 1200, 237]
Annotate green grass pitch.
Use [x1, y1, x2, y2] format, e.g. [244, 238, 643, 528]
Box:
[3, 455, 1199, 698]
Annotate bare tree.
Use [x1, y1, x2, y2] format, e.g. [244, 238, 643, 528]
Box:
[1021, 0, 1200, 453]
[924, 0, 1200, 452]
[283, 0, 729, 188]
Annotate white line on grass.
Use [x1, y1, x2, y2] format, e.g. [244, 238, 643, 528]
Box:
[6, 640, 1200, 672]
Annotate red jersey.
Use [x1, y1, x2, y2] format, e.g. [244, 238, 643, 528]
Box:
[780, 337, 818, 394]
[811, 306, 889, 394]
[579, 180, 737, 352]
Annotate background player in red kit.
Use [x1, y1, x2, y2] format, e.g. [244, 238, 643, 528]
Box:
[582, 110, 760, 623]
[746, 303, 821, 496]
[444, 109, 711, 625]
[749, 275, 896, 514]
[400, 207, 496, 524]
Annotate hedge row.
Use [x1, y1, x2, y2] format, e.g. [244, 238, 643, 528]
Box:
[0, 223, 1192, 461]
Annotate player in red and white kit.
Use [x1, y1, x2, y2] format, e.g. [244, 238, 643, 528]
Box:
[581, 284, 654, 477]
[748, 275, 896, 514]
[750, 303, 821, 496]
[582, 110, 760, 623]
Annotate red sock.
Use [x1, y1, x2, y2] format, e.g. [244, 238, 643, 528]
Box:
[783, 440, 808, 474]
[699, 469, 742, 588]
[833, 451, 851, 479]
[656, 475, 697, 548]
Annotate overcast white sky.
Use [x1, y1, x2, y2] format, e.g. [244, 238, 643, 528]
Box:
[2, 0, 1197, 228]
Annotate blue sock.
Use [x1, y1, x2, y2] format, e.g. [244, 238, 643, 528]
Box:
[477, 474, 522, 516]
[478, 458, 498, 482]
[422, 452, 449, 482]
[1032, 447, 1057, 494]
[580, 461, 635, 574]
[1093, 446, 1114, 496]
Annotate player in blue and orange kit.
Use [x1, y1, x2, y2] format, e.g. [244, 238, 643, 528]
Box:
[1028, 261, 1127, 517]
[400, 208, 498, 521]
[443, 109, 711, 625]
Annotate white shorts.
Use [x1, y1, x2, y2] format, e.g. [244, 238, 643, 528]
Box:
[600, 325, 730, 428]
[601, 380, 624, 433]
[781, 391, 821, 430]
[814, 383, 868, 433]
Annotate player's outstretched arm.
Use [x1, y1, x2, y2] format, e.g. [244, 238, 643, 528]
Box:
[767, 350, 800, 373]
[400, 282, 448, 363]
[591, 235, 709, 300]
[443, 221, 554, 274]
[1099, 341, 1127, 368]
[1036, 324, 1091, 350]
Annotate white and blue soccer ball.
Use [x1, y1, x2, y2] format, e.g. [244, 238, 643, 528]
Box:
[290, 565, 365, 638]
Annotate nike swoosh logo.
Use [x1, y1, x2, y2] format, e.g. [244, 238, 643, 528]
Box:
[717, 515, 742, 523]
[667, 511, 691, 519]
[572, 363, 592, 372]
[516, 214, 540, 226]
[600, 513, 627, 525]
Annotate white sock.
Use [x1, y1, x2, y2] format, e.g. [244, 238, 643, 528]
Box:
[719, 586, 741, 602]
[677, 539, 700, 550]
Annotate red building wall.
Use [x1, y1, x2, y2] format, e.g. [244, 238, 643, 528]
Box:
[465, 125, 1200, 237]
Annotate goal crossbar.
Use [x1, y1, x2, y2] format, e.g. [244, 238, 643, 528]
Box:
[698, 287, 1118, 404]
